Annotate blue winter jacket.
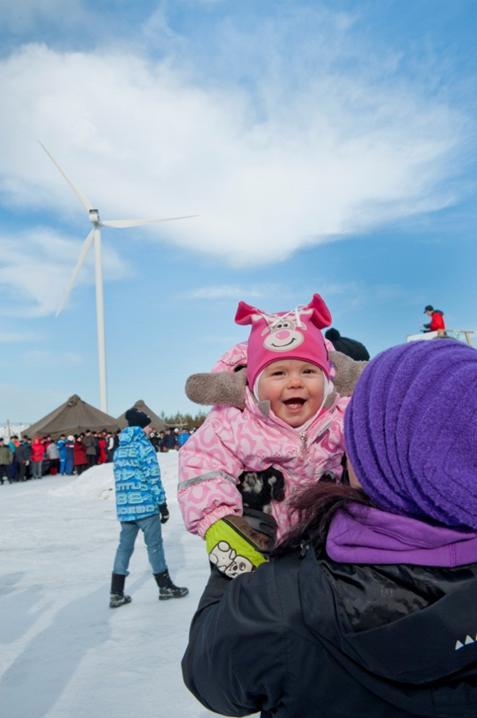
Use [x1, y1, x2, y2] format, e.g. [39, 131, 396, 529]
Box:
[113, 426, 166, 522]
[57, 439, 66, 459]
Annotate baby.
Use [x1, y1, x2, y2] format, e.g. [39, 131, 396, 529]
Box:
[178, 293, 349, 577]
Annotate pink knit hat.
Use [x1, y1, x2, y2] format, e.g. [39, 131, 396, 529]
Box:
[235, 294, 332, 388]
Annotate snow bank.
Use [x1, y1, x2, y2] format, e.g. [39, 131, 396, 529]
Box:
[0, 450, 242, 718]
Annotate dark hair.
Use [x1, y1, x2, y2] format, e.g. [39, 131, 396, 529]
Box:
[273, 480, 372, 558]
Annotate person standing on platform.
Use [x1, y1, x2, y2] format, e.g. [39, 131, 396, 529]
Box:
[423, 305, 446, 334]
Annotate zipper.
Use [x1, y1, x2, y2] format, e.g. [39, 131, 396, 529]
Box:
[300, 432, 308, 457]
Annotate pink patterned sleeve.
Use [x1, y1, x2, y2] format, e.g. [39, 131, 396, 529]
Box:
[178, 409, 245, 538]
[211, 342, 248, 372]
[321, 396, 349, 479]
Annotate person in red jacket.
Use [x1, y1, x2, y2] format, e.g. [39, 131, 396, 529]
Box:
[74, 435, 88, 475]
[31, 436, 45, 479]
[423, 304, 446, 333]
[97, 432, 108, 464]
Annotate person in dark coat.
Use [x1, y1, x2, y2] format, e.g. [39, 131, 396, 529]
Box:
[182, 339, 477, 718]
[162, 428, 178, 451]
[16, 438, 31, 481]
[325, 327, 370, 361]
[158, 431, 166, 452]
[83, 430, 97, 468]
[8, 435, 19, 482]
[149, 431, 162, 451]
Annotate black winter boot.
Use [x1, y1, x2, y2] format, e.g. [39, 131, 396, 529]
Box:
[154, 570, 189, 600]
[109, 572, 132, 608]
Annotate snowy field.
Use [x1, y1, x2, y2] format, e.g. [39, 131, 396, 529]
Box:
[0, 453, 247, 718]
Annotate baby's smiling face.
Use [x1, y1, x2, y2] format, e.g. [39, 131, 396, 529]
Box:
[257, 359, 325, 428]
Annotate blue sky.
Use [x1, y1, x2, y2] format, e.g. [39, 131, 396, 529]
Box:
[0, 0, 476, 422]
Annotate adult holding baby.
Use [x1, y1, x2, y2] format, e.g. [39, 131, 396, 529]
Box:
[183, 339, 477, 717]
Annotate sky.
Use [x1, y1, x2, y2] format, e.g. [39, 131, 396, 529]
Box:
[0, 0, 476, 422]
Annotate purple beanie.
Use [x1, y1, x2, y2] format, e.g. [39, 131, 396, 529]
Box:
[345, 339, 477, 530]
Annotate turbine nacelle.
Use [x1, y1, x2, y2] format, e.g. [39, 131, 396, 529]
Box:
[38, 140, 198, 316]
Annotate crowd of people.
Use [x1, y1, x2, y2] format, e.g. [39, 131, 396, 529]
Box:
[0, 426, 192, 485]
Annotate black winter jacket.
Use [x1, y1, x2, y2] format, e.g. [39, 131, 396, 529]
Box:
[15, 443, 31, 463]
[183, 547, 477, 717]
[330, 335, 370, 361]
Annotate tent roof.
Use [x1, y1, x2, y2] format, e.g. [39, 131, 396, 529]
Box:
[26, 394, 120, 439]
[117, 400, 167, 432]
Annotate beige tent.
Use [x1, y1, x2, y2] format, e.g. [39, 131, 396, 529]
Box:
[26, 394, 120, 439]
[117, 399, 167, 432]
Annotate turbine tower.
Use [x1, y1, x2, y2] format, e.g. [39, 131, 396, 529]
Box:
[40, 141, 197, 412]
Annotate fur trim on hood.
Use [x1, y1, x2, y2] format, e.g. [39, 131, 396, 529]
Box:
[185, 349, 367, 409]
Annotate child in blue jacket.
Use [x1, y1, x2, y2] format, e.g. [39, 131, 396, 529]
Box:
[109, 408, 188, 608]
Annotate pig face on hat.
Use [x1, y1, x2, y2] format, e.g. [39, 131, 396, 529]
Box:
[235, 293, 333, 388]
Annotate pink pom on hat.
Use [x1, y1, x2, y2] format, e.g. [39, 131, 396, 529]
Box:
[235, 293, 332, 389]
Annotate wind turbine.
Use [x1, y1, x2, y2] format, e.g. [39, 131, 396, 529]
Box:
[39, 141, 198, 413]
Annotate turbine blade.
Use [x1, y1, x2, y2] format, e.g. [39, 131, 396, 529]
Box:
[56, 229, 95, 316]
[39, 141, 94, 213]
[100, 214, 199, 229]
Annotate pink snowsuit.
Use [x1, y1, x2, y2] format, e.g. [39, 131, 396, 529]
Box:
[178, 387, 348, 543]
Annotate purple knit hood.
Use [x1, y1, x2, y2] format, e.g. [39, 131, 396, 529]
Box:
[345, 339, 477, 530]
[327, 503, 477, 566]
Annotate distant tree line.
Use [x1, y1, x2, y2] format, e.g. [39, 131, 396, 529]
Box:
[160, 411, 208, 429]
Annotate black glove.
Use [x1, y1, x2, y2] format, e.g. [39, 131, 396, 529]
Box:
[159, 503, 170, 524]
[238, 467, 285, 512]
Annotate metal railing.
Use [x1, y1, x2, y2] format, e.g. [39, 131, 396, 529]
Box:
[406, 329, 474, 346]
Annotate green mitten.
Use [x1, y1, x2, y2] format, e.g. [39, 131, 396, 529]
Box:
[205, 509, 277, 579]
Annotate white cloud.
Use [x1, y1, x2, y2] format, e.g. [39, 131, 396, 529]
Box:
[0, 331, 40, 343]
[0, 226, 129, 317]
[22, 349, 83, 366]
[0, 26, 468, 275]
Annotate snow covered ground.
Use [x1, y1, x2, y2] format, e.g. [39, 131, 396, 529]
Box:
[0, 453, 244, 718]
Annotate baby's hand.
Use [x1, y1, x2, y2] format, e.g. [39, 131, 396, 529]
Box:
[205, 510, 277, 579]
